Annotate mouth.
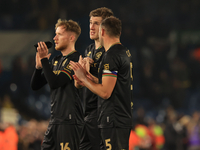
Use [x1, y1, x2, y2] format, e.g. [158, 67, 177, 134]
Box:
[90, 32, 95, 35]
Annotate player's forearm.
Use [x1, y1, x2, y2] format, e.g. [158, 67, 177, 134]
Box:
[82, 77, 110, 99]
[87, 72, 99, 83]
[30, 69, 47, 90]
[41, 58, 70, 89]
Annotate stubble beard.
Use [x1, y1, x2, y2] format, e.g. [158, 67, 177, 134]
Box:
[55, 45, 66, 52]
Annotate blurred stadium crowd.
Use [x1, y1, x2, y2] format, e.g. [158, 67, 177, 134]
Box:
[1, 0, 200, 149]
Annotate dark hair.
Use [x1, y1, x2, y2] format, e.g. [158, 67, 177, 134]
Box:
[55, 19, 81, 38]
[89, 7, 114, 20]
[101, 16, 121, 38]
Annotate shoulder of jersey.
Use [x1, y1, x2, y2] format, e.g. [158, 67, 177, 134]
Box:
[71, 51, 80, 57]
[71, 51, 81, 61]
[52, 54, 62, 61]
[85, 43, 94, 50]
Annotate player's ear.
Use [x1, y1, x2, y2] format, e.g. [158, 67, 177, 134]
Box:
[70, 32, 77, 42]
[70, 35, 75, 42]
[101, 28, 105, 36]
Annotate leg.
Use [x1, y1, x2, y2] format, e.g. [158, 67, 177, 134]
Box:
[41, 124, 56, 150]
[100, 127, 131, 150]
[56, 124, 83, 150]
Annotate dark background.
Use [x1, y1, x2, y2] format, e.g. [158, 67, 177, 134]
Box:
[0, 0, 200, 122]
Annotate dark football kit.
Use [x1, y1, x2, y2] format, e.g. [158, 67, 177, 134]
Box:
[31, 51, 84, 150]
[98, 43, 133, 150]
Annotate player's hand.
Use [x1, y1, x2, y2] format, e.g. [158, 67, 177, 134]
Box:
[83, 57, 94, 73]
[73, 75, 85, 87]
[78, 55, 85, 68]
[86, 72, 93, 81]
[69, 61, 87, 81]
[82, 57, 94, 65]
[37, 41, 51, 59]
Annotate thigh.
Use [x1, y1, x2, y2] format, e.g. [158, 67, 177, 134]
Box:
[86, 118, 101, 150]
[41, 124, 56, 150]
[80, 118, 100, 150]
[56, 124, 83, 150]
[79, 124, 92, 150]
[100, 128, 131, 150]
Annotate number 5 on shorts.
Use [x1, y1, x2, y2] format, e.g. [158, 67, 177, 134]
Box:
[105, 139, 112, 150]
[60, 143, 71, 150]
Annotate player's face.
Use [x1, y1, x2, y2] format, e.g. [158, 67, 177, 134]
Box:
[53, 25, 71, 51]
[90, 16, 103, 40]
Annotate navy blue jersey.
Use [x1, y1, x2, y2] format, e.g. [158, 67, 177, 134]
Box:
[98, 43, 133, 128]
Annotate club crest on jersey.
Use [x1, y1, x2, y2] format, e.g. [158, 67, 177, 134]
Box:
[87, 51, 91, 57]
[53, 61, 58, 66]
[104, 64, 109, 70]
[95, 52, 102, 60]
[62, 59, 68, 67]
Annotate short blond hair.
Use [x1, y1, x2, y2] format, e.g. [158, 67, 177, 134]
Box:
[55, 19, 81, 39]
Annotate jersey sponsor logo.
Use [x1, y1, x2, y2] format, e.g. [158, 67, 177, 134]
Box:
[102, 70, 118, 78]
[95, 52, 102, 60]
[53, 61, 58, 66]
[126, 50, 131, 57]
[62, 59, 68, 67]
[87, 51, 92, 57]
[104, 64, 109, 70]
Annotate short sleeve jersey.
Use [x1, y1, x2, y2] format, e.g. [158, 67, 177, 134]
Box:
[98, 43, 133, 128]
[50, 51, 84, 125]
[83, 43, 105, 118]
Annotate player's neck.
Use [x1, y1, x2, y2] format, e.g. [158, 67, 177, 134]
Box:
[104, 38, 120, 52]
[94, 39, 101, 50]
[61, 45, 76, 56]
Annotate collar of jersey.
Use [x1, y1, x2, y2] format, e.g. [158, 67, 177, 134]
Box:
[64, 50, 76, 57]
[109, 42, 121, 49]
[97, 45, 103, 50]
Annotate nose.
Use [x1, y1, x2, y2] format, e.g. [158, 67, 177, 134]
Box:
[53, 35, 57, 41]
[90, 23, 94, 30]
